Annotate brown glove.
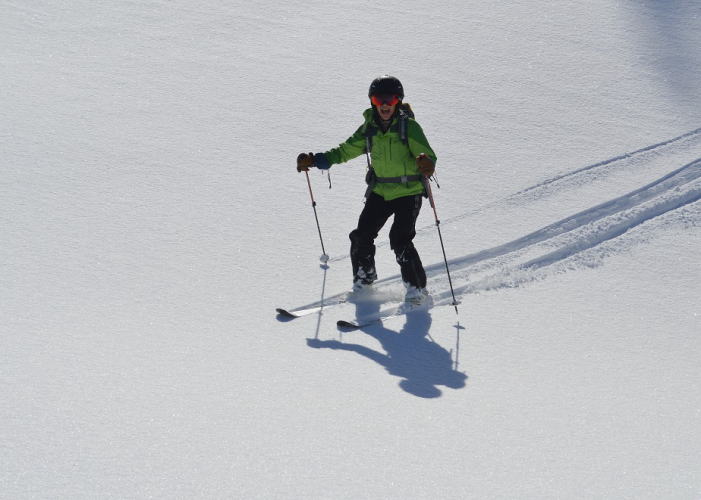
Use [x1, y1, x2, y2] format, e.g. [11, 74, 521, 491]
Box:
[297, 152, 314, 172]
[416, 153, 435, 176]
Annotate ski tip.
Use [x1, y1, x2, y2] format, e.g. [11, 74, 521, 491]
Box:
[276, 308, 297, 319]
[336, 320, 360, 330]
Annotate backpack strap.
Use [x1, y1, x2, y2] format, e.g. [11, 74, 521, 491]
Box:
[398, 111, 408, 145]
[363, 125, 376, 199]
[364, 124, 378, 152]
[374, 174, 423, 183]
[398, 103, 413, 145]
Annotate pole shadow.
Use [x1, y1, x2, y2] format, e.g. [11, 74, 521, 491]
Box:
[311, 261, 330, 341]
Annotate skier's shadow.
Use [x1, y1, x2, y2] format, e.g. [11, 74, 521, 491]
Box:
[307, 300, 467, 398]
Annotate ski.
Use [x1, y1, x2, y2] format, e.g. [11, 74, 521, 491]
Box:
[276, 286, 406, 320]
[276, 293, 350, 319]
[336, 298, 434, 329]
[276, 302, 343, 319]
[276, 305, 329, 318]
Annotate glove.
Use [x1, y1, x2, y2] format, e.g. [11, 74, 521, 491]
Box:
[416, 153, 435, 176]
[313, 153, 330, 170]
[297, 152, 314, 172]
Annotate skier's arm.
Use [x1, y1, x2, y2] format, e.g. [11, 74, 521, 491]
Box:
[317, 124, 367, 168]
[307, 339, 388, 366]
[407, 120, 437, 166]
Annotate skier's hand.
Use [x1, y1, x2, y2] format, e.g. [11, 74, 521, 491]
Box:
[416, 153, 435, 176]
[297, 152, 315, 172]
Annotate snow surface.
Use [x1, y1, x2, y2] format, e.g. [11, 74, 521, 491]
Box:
[2, 1, 700, 498]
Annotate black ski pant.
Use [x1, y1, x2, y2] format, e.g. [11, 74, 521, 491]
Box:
[349, 192, 427, 288]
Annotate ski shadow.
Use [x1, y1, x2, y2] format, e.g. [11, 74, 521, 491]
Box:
[307, 300, 467, 398]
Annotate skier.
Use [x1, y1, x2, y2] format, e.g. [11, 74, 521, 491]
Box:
[297, 75, 437, 304]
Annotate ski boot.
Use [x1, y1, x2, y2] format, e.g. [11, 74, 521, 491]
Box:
[404, 282, 429, 305]
[352, 267, 377, 293]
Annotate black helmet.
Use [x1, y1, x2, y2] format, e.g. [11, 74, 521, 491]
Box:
[368, 75, 404, 99]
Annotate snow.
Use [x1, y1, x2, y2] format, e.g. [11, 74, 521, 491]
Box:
[2, 0, 700, 498]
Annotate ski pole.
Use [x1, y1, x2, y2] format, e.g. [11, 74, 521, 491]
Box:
[424, 175, 459, 314]
[304, 169, 329, 263]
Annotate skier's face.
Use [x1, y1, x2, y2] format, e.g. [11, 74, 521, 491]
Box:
[375, 101, 397, 121]
[371, 94, 399, 121]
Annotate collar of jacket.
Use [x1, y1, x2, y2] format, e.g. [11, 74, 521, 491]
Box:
[363, 107, 400, 132]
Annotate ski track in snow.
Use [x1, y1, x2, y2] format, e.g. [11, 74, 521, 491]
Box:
[297, 129, 701, 311]
[435, 157, 701, 305]
[437, 125, 701, 229]
[509, 126, 701, 200]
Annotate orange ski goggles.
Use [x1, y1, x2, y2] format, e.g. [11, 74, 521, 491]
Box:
[371, 94, 401, 107]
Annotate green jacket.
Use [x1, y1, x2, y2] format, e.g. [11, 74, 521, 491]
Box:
[322, 108, 437, 201]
